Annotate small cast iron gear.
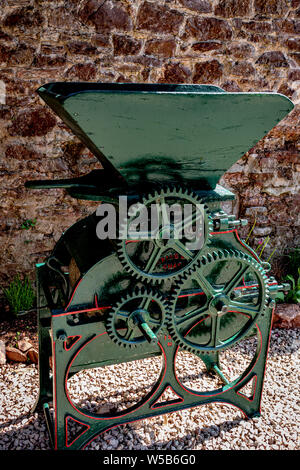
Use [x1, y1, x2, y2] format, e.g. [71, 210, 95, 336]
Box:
[106, 287, 170, 348]
[167, 248, 270, 353]
[117, 186, 213, 284]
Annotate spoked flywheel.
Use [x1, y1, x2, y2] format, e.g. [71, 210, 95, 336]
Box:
[168, 249, 270, 353]
[106, 288, 169, 348]
[117, 187, 213, 284]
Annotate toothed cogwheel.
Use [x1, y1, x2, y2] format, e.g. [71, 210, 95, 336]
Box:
[167, 249, 270, 353]
[106, 288, 170, 348]
[117, 187, 213, 284]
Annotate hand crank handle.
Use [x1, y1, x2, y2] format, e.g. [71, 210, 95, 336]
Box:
[134, 313, 158, 344]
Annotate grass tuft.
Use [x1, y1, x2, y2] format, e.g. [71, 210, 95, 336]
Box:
[3, 275, 35, 316]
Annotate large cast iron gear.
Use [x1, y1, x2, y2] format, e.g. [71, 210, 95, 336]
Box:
[117, 187, 213, 284]
[167, 249, 270, 354]
[106, 287, 170, 348]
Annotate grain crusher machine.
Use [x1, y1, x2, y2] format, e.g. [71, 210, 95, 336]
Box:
[25, 83, 293, 450]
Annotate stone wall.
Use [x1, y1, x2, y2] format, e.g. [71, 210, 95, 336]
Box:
[0, 0, 299, 286]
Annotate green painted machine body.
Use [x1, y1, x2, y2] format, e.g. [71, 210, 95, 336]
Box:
[26, 83, 293, 450]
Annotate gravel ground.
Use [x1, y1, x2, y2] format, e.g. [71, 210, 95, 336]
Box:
[0, 327, 299, 451]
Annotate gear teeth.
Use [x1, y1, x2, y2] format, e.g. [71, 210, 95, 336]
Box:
[115, 185, 213, 284]
[106, 287, 170, 348]
[134, 285, 141, 296]
[166, 248, 270, 354]
[201, 255, 208, 266]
